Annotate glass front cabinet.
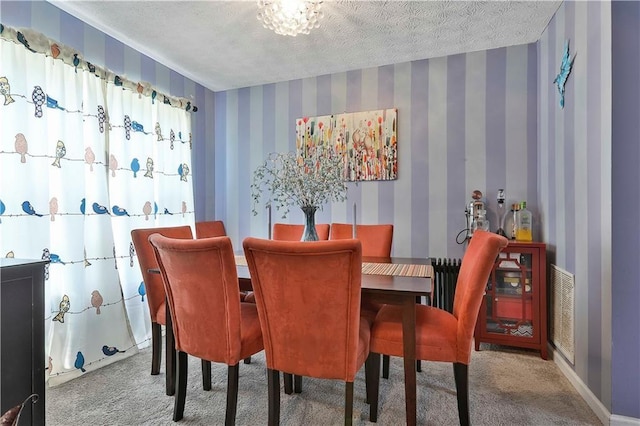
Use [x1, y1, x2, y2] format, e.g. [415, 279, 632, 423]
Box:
[474, 241, 547, 359]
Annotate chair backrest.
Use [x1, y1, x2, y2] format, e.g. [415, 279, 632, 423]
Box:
[452, 230, 508, 363]
[243, 237, 363, 381]
[272, 223, 330, 241]
[195, 220, 227, 238]
[131, 226, 193, 322]
[330, 223, 393, 257]
[149, 234, 245, 365]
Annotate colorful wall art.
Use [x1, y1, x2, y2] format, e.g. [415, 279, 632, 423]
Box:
[296, 108, 398, 181]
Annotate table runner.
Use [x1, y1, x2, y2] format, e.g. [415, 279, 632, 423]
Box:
[362, 262, 432, 278]
[236, 255, 431, 278]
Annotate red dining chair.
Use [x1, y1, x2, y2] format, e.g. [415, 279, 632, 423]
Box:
[195, 220, 227, 239]
[243, 237, 378, 425]
[272, 223, 330, 241]
[195, 220, 256, 308]
[329, 223, 393, 257]
[368, 230, 508, 425]
[149, 234, 264, 424]
[330, 223, 396, 373]
[131, 225, 194, 395]
[195, 220, 254, 366]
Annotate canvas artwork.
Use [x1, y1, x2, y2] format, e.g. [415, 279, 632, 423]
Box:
[295, 108, 398, 181]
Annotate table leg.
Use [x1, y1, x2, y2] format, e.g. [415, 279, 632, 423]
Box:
[401, 296, 417, 426]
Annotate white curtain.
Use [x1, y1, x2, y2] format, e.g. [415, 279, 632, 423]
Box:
[0, 28, 195, 385]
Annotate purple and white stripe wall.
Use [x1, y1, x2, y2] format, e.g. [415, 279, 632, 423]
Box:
[213, 44, 538, 260]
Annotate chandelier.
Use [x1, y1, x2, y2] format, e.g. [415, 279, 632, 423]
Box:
[257, 0, 324, 37]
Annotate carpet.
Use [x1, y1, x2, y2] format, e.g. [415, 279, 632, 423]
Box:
[45, 343, 602, 425]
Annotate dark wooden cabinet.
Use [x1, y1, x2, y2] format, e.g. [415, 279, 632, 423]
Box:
[474, 242, 548, 359]
[0, 259, 47, 425]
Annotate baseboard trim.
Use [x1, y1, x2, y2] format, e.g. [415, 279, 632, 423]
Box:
[550, 345, 611, 425]
[610, 415, 640, 426]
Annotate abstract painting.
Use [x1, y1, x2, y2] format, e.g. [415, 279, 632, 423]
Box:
[296, 108, 398, 181]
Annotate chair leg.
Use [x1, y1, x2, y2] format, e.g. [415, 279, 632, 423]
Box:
[173, 351, 188, 421]
[166, 317, 176, 396]
[151, 322, 161, 375]
[244, 356, 251, 364]
[367, 353, 380, 422]
[267, 369, 280, 426]
[294, 375, 302, 393]
[344, 381, 354, 426]
[202, 359, 211, 391]
[382, 355, 421, 376]
[225, 364, 239, 426]
[283, 373, 293, 395]
[453, 362, 470, 426]
[382, 355, 390, 379]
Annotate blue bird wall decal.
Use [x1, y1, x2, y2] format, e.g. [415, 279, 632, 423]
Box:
[553, 40, 575, 109]
[46, 95, 64, 110]
[138, 281, 146, 302]
[22, 200, 43, 217]
[102, 345, 124, 356]
[112, 205, 130, 216]
[131, 158, 140, 177]
[131, 121, 144, 132]
[74, 351, 86, 372]
[72, 54, 80, 73]
[49, 253, 66, 264]
[92, 202, 110, 215]
[0, 199, 5, 223]
[17, 31, 36, 52]
[80, 198, 86, 214]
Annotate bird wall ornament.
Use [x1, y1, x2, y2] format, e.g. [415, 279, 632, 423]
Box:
[553, 40, 574, 109]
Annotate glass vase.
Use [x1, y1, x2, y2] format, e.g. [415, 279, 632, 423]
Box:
[301, 206, 319, 241]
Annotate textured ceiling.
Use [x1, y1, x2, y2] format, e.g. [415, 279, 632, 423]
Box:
[50, 1, 561, 92]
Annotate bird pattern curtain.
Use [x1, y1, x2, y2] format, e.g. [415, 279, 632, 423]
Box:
[0, 27, 195, 385]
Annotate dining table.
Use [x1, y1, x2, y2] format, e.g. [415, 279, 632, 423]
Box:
[152, 255, 432, 426]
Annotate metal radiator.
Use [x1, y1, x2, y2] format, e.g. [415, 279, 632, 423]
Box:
[430, 258, 462, 312]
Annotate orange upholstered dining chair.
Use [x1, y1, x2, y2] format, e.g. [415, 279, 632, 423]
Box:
[149, 234, 264, 424]
[195, 220, 227, 239]
[329, 223, 393, 257]
[196, 219, 254, 299]
[330, 222, 395, 373]
[243, 237, 378, 425]
[131, 225, 194, 395]
[368, 230, 508, 425]
[195, 220, 255, 365]
[272, 223, 330, 241]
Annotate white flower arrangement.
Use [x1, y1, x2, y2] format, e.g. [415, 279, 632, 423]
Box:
[251, 150, 348, 218]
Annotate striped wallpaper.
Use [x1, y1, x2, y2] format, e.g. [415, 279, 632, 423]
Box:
[214, 44, 538, 261]
[538, 0, 617, 419]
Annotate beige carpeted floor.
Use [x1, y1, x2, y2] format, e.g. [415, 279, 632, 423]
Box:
[45, 343, 602, 425]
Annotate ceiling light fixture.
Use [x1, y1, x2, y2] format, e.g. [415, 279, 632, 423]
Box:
[257, 0, 324, 37]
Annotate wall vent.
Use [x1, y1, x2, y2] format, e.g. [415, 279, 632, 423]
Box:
[550, 264, 575, 364]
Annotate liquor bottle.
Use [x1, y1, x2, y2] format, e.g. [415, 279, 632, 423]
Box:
[515, 201, 533, 241]
[504, 203, 518, 240]
[472, 209, 490, 233]
[496, 189, 507, 237]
